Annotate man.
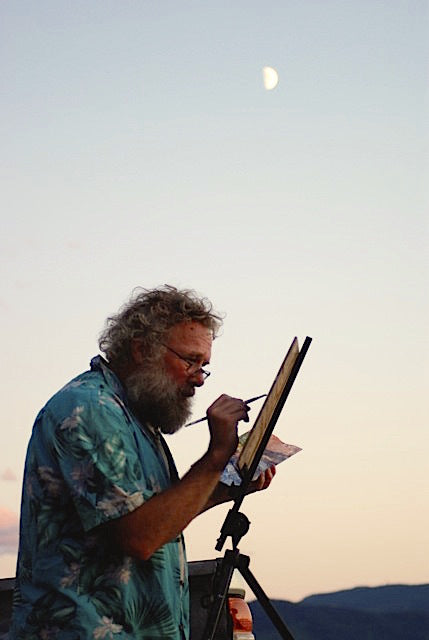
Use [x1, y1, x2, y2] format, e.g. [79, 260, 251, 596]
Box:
[11, 285, 274, 640]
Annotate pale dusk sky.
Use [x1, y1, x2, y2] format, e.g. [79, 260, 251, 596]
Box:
[1, 1, 428, 600]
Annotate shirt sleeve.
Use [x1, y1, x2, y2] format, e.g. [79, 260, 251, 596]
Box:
[46, 389, 153, 532]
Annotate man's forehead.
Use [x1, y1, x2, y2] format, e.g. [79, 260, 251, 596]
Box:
[167, 321, 213, 349]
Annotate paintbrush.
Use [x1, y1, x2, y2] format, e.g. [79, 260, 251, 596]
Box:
[185, 393, 267, 427]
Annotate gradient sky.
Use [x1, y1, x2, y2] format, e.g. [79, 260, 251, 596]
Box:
[1, 1, 428, 601]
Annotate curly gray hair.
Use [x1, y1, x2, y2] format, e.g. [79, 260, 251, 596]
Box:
[99, 285, 223, 366]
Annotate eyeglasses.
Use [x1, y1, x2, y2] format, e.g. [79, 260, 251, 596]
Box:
[162, 344, 211, 380]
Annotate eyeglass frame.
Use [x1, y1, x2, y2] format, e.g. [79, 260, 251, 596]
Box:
[161, 344, 211, 380]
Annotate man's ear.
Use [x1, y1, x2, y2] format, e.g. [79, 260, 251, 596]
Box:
[130, 339, 145, 365]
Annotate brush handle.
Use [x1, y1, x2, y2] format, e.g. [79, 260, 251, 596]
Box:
[185, 394, 266, 427]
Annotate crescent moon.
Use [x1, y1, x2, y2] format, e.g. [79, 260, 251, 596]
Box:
[263, 66, 279, 91]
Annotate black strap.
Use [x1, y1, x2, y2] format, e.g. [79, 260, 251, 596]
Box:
[158, 433, 180, 482]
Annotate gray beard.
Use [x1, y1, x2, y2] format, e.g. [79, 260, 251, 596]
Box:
[124, 363, 193, 434]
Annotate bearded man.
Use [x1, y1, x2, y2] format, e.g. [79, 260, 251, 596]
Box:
[11, 286, 274, 640]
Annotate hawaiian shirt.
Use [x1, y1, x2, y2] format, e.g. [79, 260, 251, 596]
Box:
[11, 356, 189, 640]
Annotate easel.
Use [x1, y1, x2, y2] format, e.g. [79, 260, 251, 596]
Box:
[203, 337, 312, 640]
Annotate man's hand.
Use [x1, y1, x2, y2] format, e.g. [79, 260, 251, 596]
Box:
[202, 464, 277, 511]
[246, 464, 276, 494]
[205, 394, 250, 471]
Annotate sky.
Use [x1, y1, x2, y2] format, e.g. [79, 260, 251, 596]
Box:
[1, 0, 428, 602]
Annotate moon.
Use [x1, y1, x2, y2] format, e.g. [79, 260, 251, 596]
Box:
[263, 66, 279, 91]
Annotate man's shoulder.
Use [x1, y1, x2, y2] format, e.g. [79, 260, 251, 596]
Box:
[26, 370, 136, 455]
[40, 366, 124, 424]
[53, 368, 104, 403]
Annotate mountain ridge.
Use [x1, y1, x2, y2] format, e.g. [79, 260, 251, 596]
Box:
[298, 583, 429, 612]
[249, 584, 429, 640]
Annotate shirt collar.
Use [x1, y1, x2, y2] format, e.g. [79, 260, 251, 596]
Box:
[90, 355, 128, 403]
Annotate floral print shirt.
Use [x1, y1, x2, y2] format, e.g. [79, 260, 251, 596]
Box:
[11, 356, 189, 640]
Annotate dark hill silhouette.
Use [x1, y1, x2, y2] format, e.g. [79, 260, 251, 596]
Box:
[300, 583, 429, 612]
[249, 584, 429, 640]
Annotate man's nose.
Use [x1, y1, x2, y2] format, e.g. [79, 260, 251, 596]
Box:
[189, 370, 205, 387]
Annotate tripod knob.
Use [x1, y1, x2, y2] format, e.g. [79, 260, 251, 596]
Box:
[215, 509, 251, 551]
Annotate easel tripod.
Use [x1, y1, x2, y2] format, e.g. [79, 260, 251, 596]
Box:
[203, 501, 295, 640]
[203, 336, 312, 640]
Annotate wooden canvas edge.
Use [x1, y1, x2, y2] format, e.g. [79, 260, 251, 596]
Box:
[237, 337, 300, 474]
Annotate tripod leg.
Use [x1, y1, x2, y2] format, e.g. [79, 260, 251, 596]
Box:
[203, 550, 237, 640]
[238, 555, 295, 640]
